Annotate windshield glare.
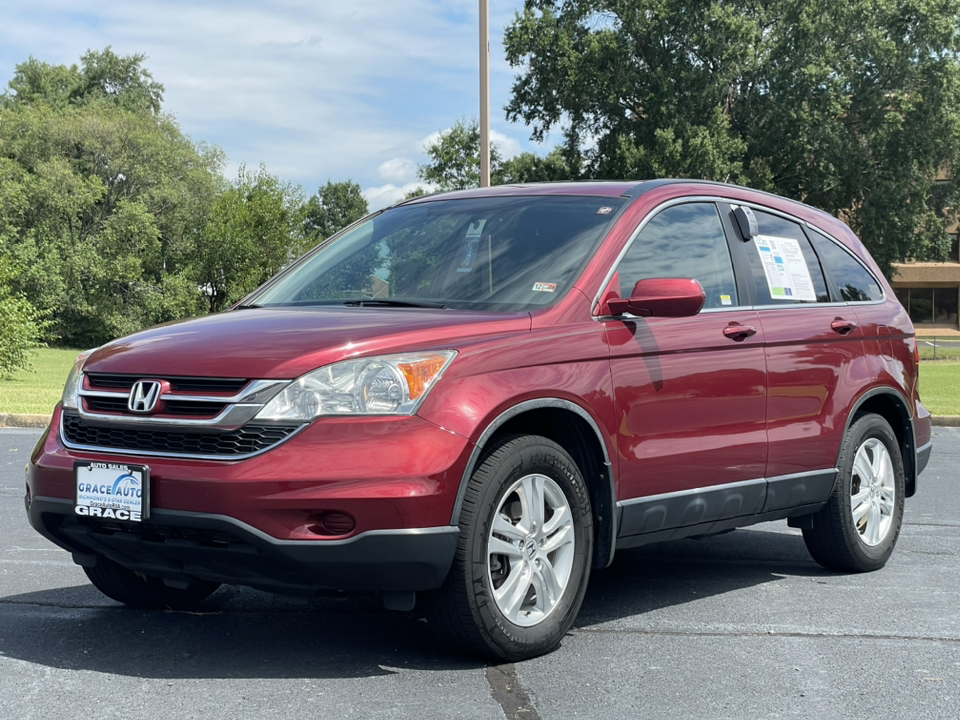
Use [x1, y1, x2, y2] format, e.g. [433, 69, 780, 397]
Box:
[251, 195, 624, 311]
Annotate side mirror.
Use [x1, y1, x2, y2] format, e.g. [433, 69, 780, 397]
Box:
[606, 278, 706, 318]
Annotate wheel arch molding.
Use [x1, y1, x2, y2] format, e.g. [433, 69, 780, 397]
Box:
[449, 398, 618, 570]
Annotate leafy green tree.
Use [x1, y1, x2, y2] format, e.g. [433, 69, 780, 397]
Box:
[416, 118, 575, 192]
[0, 256, 48, 378]
[417, 118, 504, 191]
[499, 147, 575, 183]
[194, 164, 310, 312]
[304, 180, 369, 240]
[4, 47, 164, 113]
[504, 0, 960, 273]
[0, 51, 223, 346]
[404, 187, 428, 200]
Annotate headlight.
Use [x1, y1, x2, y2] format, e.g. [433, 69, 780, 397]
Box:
[61, 349, 97, 409]
[255, 351, 457, 421]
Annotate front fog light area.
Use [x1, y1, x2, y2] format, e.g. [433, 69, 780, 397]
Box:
[255, 351, 457, 421]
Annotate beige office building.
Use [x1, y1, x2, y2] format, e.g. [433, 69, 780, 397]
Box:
[892, 232, 960, 336]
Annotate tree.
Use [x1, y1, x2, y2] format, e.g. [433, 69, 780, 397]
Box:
[304, 180, 369, 240]
[0, 50, 222, 346]
[4, 47, 164, 113]
[194, 164, 310, 312]
[416, 118, 575, 192]
[499, 147, 576, 183]
[417, 118, 504, 191]
[0, 256, 48, 378]
[504, 0, 960, 273]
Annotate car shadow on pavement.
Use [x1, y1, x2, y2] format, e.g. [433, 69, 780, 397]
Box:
[0, 528, 831, 678]
[576, 526, 830, 627]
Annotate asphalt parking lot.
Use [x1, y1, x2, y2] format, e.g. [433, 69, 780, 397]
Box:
[1, 426, 957, 720]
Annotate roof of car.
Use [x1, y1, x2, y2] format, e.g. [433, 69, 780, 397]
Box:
[397, 179, 842, 232]
[399, 181, 649, 204]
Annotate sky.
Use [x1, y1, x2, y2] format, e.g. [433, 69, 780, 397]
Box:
[0, 0, 551, 210]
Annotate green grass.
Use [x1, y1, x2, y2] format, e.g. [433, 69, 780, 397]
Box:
[0, 348, 80, 415]
[918, 361, 960, 417]
[2, 347, 959, 417]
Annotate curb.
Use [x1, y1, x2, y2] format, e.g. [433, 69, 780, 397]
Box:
[2, 413, 960, 428]
[0, 414, 51, 428]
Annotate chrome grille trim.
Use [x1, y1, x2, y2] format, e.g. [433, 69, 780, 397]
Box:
[77, 377, 289, 431]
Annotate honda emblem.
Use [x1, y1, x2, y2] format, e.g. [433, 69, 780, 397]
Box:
[128, 380, 163, 413]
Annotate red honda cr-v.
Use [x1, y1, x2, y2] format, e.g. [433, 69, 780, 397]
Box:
[26, 179, 933, 660]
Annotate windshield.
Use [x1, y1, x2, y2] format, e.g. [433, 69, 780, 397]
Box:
[250, 195, 625, 311]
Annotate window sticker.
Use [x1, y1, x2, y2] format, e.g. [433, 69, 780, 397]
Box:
[754, 235, 817, 301]
[457, 219, 488, 273]
[720, 294, 732, 306]
[597, 206, 613, 215]
[532, 282, 557, 292]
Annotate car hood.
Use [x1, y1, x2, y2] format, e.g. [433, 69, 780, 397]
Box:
[83, 307, 532, 379]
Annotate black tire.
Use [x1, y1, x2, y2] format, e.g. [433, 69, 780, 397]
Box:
[427, 434, 593, 661]
[84, 555, 221, 610]
[802, 414, 905, 572]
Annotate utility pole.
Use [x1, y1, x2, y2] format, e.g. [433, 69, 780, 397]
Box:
[479, 0, 490, 187]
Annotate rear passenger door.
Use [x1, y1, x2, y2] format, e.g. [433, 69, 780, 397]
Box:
[605, 201, 768, 537]
[726, 205, 862, 511]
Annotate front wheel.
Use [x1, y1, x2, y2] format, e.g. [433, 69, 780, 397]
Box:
[802, 414, 905, 572]
[428, 434, 593, 661]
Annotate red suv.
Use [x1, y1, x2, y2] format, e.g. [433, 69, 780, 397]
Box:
[26, 180, 932, 660]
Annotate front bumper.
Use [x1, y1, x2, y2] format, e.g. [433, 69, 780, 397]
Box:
[26, 406, 472, 594]
[27, 497, 459, 594]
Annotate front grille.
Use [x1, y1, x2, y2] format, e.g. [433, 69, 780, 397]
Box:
[62, 412, 302, 458]
[86, 374, 249, 394]
[83, 397, 227, 417]
[162, 400, 228, 416]
[86, 397, 130, 413]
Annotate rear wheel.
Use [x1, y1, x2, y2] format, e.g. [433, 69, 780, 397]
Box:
[428, 434, 593, 661]
[802, 414, 905, 572]
[84, 555, 221, 610]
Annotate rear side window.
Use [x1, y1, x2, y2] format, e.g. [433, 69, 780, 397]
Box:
[807, 228, 884, 302]
[742, 209, 830, 304]
[616, 202, 738, 309]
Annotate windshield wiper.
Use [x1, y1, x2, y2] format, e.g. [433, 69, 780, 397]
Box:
[343, 299, 448, 309]
[232, 303, 262, 310]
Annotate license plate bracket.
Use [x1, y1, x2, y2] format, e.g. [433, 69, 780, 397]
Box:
[74, 462, 150, 522]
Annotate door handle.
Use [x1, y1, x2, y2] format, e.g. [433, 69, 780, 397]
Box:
[723, 323, 757, 341]
[830, 319, 857, 335]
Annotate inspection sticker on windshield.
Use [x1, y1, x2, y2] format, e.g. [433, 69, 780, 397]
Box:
[754, 235, 816, 301]
[532, 282, 557, 292]
[75, 462, 149, 522]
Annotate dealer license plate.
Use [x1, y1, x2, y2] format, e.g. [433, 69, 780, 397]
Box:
[74, 462, 149, 522]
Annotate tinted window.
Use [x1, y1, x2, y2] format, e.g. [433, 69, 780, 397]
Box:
[808, 228, 883, 302]
[896, 287, 957, 324]
[743, 209, 829, 304]
[616, 203, 738, 309]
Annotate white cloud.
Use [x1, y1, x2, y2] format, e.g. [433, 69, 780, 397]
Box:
[491, 130, 523, 159]
[377, 157, 419, 184]
[363, 181, 431, 212]
[0, 1, 543, 198]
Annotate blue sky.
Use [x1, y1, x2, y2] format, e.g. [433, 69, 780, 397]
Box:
[0, 0, 550, 210]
